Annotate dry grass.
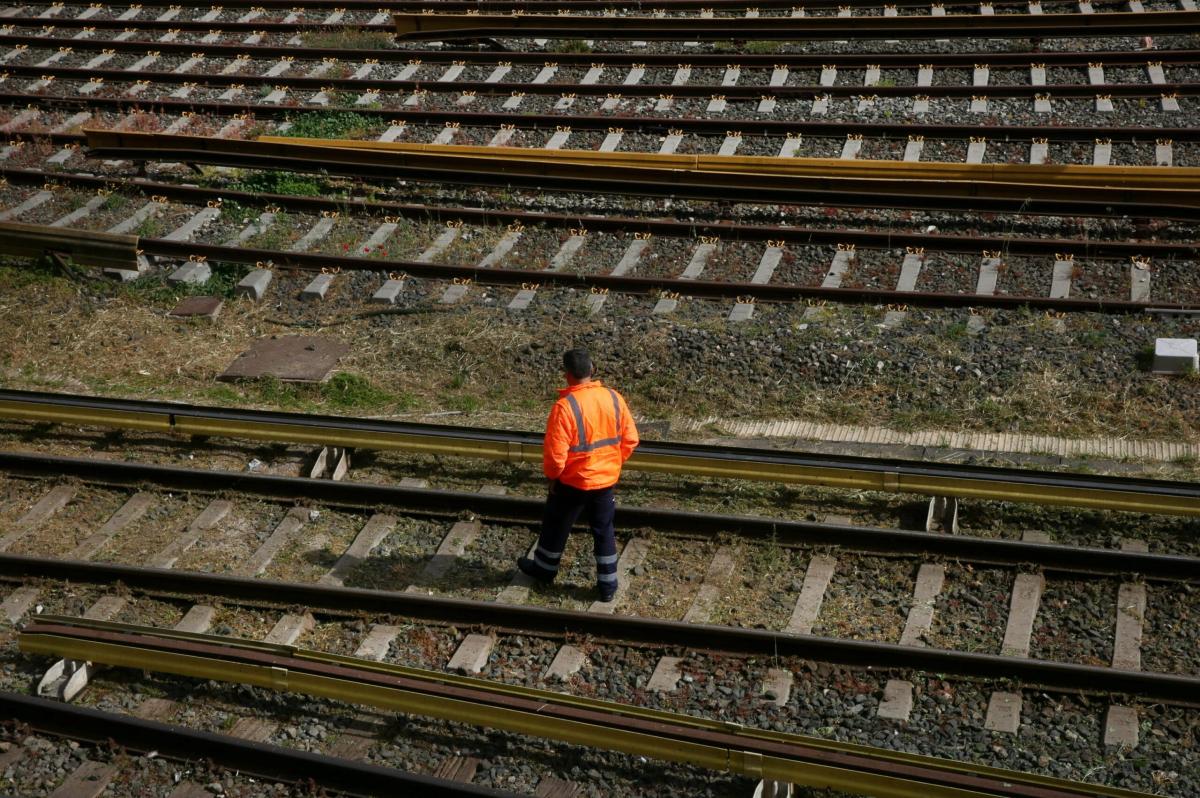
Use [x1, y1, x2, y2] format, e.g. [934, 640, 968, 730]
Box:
[1, 265, 1197, 444]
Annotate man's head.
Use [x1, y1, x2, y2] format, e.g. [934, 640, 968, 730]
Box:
[562, 348, 594, 384]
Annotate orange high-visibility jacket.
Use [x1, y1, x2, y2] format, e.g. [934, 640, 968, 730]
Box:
[543, 380, 639, 490]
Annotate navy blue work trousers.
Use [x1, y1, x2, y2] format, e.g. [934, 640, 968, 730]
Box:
[529, 482, 619, 590]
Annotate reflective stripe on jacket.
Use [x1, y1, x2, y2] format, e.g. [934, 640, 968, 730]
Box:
[543, 380, 639, 490]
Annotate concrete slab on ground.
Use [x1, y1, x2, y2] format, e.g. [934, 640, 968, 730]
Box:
[168, 295, 223, 320]
[219, 335, 349, 383]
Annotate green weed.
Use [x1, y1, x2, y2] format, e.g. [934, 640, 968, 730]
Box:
[550, 39, 592, 53]
[319, 372, 396, 411]
[445, 393, 481, 413]
[230, 172, 324, 197]
[102, 193, 129, 211]
[134, 216, 165, 238]
[744, 40, 782, 54]
[285, 111, 381, 140]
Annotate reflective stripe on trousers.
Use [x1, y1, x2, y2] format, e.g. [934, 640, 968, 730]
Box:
[534, 483, 618, 588]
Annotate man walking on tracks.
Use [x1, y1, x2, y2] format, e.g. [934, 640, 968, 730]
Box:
[517, 348, 639, 602]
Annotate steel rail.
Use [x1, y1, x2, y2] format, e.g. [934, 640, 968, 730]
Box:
[0, 216, 1175, 313]
[0, 692, 505, 798]
[0, 221, 138, 271]
[6, 398, 1200, 519]
[29, 0, 1135, 11]
[8, 61, 1196, 102]
[3, 31, 1194, 69]
[16, 617, 1164, 798]
[110, 237, 1200, 313]
[80, 131, 1200, 220]
[11, 8, 1197, 36]
[6, 165, 1194, 260]
[392, 10, 1200, 39]
[12, 91, 1200, 152]
[270, 137, 1200, 189]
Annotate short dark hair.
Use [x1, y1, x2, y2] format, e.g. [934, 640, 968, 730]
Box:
[563, 348, 593, 380]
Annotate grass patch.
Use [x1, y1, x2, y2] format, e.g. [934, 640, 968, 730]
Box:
[230, 172, 324, 197]
[244, 212, 297, 251]
[134, 216, 165, 238]
[549, 39, 592, 53]
[234, 373, 411, 414]
[102, 193, 130, 212]
[0, 255, 57, 288]
[744, 40, 782, 54]
[320, 372, 399, 411]
[284, 111, 381, 140]
[121, 260, 250, 303]
[445, 393, 481, 413]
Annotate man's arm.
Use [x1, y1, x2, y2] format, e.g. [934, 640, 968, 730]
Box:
[543, 402, 572, 479]
[618, 393, 639, 462]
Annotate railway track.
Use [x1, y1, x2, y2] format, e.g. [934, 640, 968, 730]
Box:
[5, 164, 1193, 261]
[391, 9, 1200, 41]
[1, 439, 1198, 677]
[0, 444, 1195, 794]
[8, 60, 1197, 105]
[1, 4, 1197, 795]
[4, 92, 1195, 162]
[3, 38, 1195, 110]
[6, 0, 1181, 10]
[5, 116, 1195, 314]
[14, 615, 1177, 798]
[8, 388, 1200, 515]
[3, 30, 1195, 67]
[3, 181, 1190, 315]
[0, 692, 490, 796]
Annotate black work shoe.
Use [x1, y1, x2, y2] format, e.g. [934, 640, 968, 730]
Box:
[517, 557, 554, 584]
[597, 586, 617, 603]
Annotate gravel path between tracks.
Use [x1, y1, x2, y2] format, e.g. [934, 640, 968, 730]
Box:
[1030, 577, 1118, 667]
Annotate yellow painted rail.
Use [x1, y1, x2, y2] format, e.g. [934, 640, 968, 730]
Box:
[259, 137, 1200, 191]
[21, 616, 1159, 798]
[83, 130, 1200, 210]
[3, 390, 1200, 516]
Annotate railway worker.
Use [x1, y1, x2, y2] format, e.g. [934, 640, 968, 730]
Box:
[516, 348, 639, 602]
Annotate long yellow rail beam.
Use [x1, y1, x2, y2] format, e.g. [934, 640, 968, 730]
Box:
[260, 136, 1200, 191]
[83, 130, 1200, 212]
[4, 390, 1200, 517]
[20, 616, 1158, 798]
